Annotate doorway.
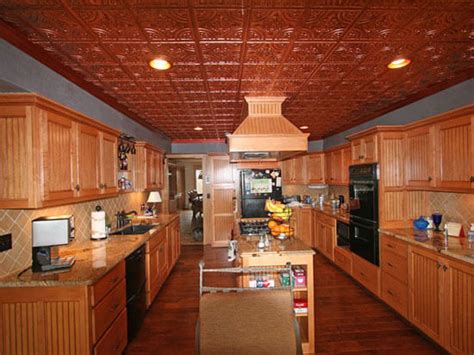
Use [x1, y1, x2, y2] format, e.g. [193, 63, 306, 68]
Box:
[167, 156, 204, 245]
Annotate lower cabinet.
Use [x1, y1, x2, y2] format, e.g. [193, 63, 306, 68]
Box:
[312, 211, 336, 261]
[352, 253, 380, 296]
[146, 217, 181, 307]
[293, 208, 313, 247]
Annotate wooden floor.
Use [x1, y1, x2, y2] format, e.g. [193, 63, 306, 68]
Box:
[126, 245, 444, 355]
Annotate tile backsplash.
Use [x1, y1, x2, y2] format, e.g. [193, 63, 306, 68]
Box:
[282, 184, 349, 203]
[0, 192, 148, 278]
[429, 192, 474, 230]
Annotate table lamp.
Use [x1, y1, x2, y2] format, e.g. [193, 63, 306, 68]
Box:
[147, 191, 162, 216]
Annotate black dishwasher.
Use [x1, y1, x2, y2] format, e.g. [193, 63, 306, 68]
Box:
[125, 245, 147, 340]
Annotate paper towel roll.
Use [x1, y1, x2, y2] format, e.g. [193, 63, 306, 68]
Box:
[91, 211, 107, 240]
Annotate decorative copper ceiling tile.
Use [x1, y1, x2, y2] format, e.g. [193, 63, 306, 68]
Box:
[0, 1, 472, 140]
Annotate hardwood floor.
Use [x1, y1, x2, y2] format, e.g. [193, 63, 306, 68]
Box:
[126, 246, 444, 355]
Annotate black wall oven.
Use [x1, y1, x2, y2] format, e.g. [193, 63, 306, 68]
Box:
[240, 169, 282, 218]
[349, 164, 380, 265]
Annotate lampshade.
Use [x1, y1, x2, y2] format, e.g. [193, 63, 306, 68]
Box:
[147, 191, 162, 203]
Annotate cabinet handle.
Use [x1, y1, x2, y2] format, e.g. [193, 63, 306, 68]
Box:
[387, 243, 394, 249]
[75, 184, 80, 191]
[428, 176, 433, 182]
[99, 183, 105, 189]
[470, 176, 474, 183]
[387, 262, 393, 267]
[436, 261, 441, 269]
[387, 290, 394, 296]
[442, 264, 448, 272]
[359, 155, 364, 159]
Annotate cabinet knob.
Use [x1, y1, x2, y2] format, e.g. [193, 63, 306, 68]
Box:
[436, 261, 441, 269]
[442, 264, 448, 272]
[359, 155, 364, 159]
[470, 176, 474, 183]
[75, 184, 80, 191]
[428, 176, 433, 182]
[99, 183, 105, 189]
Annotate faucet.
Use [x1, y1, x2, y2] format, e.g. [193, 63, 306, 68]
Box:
[116, 210, 137, 229]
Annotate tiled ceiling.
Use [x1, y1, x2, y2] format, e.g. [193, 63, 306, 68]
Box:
[0, 1, 473, 141]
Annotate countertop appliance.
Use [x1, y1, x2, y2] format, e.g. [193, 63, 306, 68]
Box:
[31, 216, 75, 272]
[125, 245, 147, 340]
[349, 164, 379, 265]
[336, 220, 350, 247]
[240, 169, 282, 218]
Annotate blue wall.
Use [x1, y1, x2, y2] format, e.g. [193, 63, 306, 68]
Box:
[0, 40, 171, 150]
[323, 78, 474, 149]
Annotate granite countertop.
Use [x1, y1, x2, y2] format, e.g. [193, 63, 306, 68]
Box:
[311, 204, 350, 223]
[0, 213, 179, 288]
[238, 236, 315, 257]
[379, 228, 474, 266]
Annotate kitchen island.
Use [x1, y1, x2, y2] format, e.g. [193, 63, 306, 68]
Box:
[238, 236, 315, 354]
[0, 213, 180, 355]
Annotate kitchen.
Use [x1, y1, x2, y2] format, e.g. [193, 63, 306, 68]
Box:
[0, 2, 473, 355]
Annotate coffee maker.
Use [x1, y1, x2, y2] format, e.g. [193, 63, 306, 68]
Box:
[32, 216, 75, 272]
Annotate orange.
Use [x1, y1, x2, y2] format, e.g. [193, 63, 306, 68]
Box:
[271, 225, 281, 234]
[268, 220, 277, 229]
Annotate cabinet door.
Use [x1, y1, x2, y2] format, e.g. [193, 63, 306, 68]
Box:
[363, 135, 378, 163]
[408, 246, 442, 342]
[324, 223, 335, 260]
[405, 126, 435, 188]
[41, 110, 76, 202]
[325, 153, 334, 183]
[436, 116, 473, 190]
[341, 147, 352, 184]
[76, 123, 101, 197]
[307, 153, 325, 184]
[351, 139, 364, 164]
[293, 156, 307, 184]
[281, 158, 294, 185]
[332, 149, 343, 184]
[158, 239, 167, 284]
[155, 151, 164, 189]
[146, 149, 157, 189]
[443, 258, 474, 355]
[100, 132, 118, 194]
[294, 208, 312, 246]
[210, 156, 235, 247]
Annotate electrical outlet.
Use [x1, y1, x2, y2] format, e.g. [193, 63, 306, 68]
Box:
[0, 234, 12, 252]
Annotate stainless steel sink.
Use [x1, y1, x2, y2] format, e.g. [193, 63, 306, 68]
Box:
[110, 224, 159, 235]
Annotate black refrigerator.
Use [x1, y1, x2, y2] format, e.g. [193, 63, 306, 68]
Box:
[240, 169, 282, 218]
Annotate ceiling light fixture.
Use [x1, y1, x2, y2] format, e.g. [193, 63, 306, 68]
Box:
[299, 125, 309, 130]
[149, 56, 172, 71]
[387, 57, 411, 69]
[194, 126, 203, 131]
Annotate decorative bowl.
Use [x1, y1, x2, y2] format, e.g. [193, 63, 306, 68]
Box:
[413, 217, 429, 230]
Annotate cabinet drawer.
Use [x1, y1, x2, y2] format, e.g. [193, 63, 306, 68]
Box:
[334, 247, 352, 275]
[382, 271, 408, 317]
[316, 212, 336, 227]
[352, 254, 380, 296]
[93, 279, 126, 342]
[94, 308, 128, 355]
[148, 228, 166, 251]
[380, 235, 408, 258]
[92, 260, 125, 306]
[381, 249, 408, 284]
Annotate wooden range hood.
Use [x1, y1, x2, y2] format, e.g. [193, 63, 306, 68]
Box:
[228, 97, 309, 162]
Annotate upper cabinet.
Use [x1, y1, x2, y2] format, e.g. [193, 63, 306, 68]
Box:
[351, 134, 378, 164]
[307, 153, 325, 184]
[405, 126, 435, 188]
[322, 144, 351, 185]
[135, 142, 165, 192]
[435, 115, 473, 191]
[403, 108, 474, 192]
[0, 94, 120, 209]
[281, 156, 307, 185]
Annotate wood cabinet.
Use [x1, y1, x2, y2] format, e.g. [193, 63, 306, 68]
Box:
[134, 142, 164, 192]
[341, 145, 352, 184]
[0, 94, 120, 208]
[324, 144, 351, 185]
[352, 252, 380, 296]
[208, 155, 235, 247]
[146, 217, 181, 307]
[435, 115, 474, 191]
[408, 246, 443, 343]
[350, 134, 378, 164]
[405, 126, 435, 188]
[306, 153, 325, 184]
[333, 246, 352, 275]
[293, 208, 312, 247]
[146, 148, 164, 190]
[281, 156, 307, 185]
[313, 211, 336, 261]
[0, 260, 127, 355]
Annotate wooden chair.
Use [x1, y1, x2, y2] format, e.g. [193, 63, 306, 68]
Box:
[195, 261, 303, 355]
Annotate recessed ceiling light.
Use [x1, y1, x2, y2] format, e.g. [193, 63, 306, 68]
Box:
[194, 126, 203, 131]
[149, 56, 172, 71]
[387, 57, 411, 69]
[299, 125, 309, 130]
